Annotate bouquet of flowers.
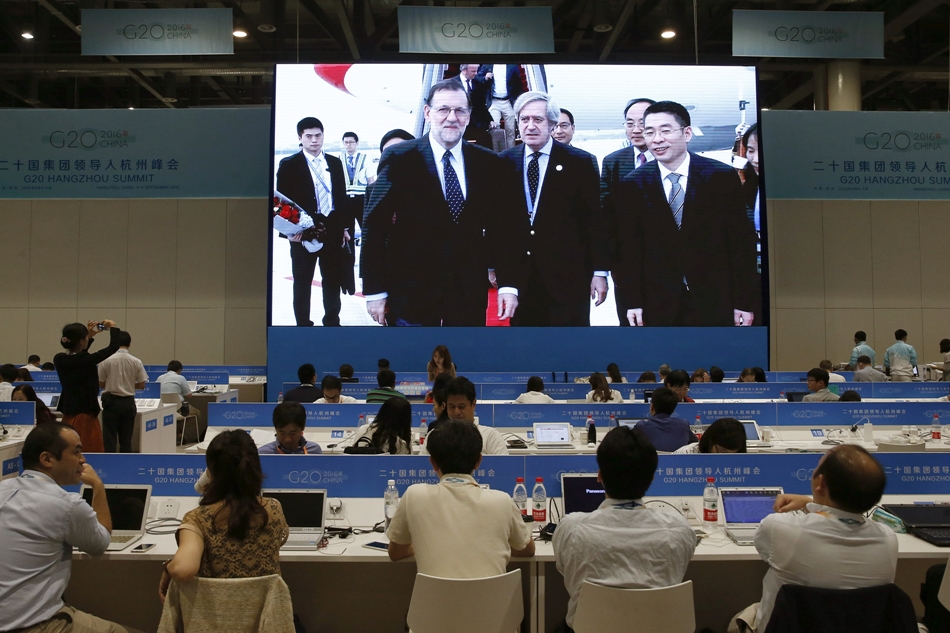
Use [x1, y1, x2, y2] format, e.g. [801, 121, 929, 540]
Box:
[272, 191, 325, 253]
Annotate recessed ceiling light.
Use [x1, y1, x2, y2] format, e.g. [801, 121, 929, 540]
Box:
[660, 28, 676, 39]
[21, 32, 34, 39]
[258, 24, 276, 33]
[233, 29, 248, 38]
[128, 106, 135, 110]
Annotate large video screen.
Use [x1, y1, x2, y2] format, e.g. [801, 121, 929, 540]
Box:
[270, 63, 764, 328]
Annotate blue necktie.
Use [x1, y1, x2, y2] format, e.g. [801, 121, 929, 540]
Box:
[443, 151, 464, 223]
[346, 155, 355, 181]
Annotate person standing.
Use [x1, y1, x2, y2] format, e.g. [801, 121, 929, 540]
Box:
[500, 91, 607, 326]
[884, 329, 918, 382]
[97, 331, 147, 453]
[849, 331, 876, 369]
[451, 64, 492, 148]
[54, 320, 122, 453]
[275, 117, 348, 326]
[340, 131, 369, 296]
[477, 64, 527, 149]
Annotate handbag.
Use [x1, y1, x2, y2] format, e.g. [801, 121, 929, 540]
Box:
[343, 436, 383, 454]
[179, 400, 191, 416]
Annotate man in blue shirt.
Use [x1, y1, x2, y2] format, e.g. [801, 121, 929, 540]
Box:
[884, 329, 918, 382]
[258, 401, 322, 454]
[849, 331, 876, 369]
[635, 387, 695, 452]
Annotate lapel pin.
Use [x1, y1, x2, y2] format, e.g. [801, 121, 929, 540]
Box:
[555, 164, 563, 171]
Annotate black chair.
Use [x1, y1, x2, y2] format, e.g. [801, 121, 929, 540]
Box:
[763, 583, 918, 633]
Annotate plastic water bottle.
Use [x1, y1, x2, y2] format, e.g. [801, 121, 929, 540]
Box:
[703, 477, 718, 528]
[384, 480, 399, 531]
[358, 413, 366, 427]
[277, 391, 283, 404]
[695, 415, 703, 435]
[419, 418, 428, 445]
[586, 415, 596, 446]
[513, 477, 528, 516]
[532, 477, 547, 522]
[609, 414, 616, 429]
[933, 414, 942, 440]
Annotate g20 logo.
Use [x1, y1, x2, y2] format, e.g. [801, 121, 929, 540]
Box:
[792, 409, 825, 419]
[774, 26, 816, 42]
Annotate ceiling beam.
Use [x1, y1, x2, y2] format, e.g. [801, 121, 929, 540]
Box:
[297, 0, 348, 51]
[599, 0, 639, 61]
[568, 0, 594, 53]
[0, 79, 48, 107]
[333, 0, 361, 60]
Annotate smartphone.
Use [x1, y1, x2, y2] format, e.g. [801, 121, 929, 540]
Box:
[362, 541, 388, 552]
[132, 543, 155, 553]
[96, 323, 106, 331]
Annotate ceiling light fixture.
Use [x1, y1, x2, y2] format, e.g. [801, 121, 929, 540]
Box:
[21, 32, 34, 39]
[233, 28, 248, 38]
[660, 23, 676, 39]
[258, 24, 276, 33]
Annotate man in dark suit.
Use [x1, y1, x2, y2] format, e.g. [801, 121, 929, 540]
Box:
[500, 92, 608, 326]
[361, 79, 524, 327]
[449, 64, 492, 149]
[601, 98, 655, 326]
[476, 64, 527, 149]
[275, 117, 349, 326]
[612, 101, 757, 327]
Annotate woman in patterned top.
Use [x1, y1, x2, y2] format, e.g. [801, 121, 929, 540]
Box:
[159, 430, 288, 601]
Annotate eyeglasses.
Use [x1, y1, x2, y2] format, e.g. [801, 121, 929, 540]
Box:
[643, 127, 685, 140]
[623, 119, 645, 129]
[433, 106, 471, 118]
[554, 122, 573, 130]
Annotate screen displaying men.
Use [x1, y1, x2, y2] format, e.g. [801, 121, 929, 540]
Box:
[271, 63, 763, 328]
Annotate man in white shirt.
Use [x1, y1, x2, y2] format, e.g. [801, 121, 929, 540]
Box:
[554, 426, 696, 632]
[0, 422, 145, 633]
[819, 360, 846, 382]
[22, 354, 42, 372]
[445, 377, 509, 455]
[514, 376, 556, 404]
[157, 360, 192, 398]
[387, 418, 534, 577]
[0, 363, 17, 400]
[314, 375, 358, 404]
[732, 445, 897, 632]
[97, 331, 147, 453]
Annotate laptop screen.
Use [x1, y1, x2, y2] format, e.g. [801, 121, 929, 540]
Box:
[618, 418, 647, 429]
[786, 392, 809, 403]
[561, 474, 606, 515]
[721, 489, 781, 524]
[263, 490, 326, 530]
[740, 421, 760, 441]
[883, 504, 950, 527]
[534, 423, 571, 444]
[81, 486, 149, 531]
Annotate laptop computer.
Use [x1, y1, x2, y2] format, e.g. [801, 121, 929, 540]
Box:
[882, 504, 950, 546]
[618, 418, 648, 429]
[263, 489, 327, 551]
[786, 391, 809, 403]
[719, 487, 783, 545]
[80, 484, 151, 551]
[187, 381, 199, 392]
[38, 393, 60, 408]
[739, 420, 771, 448]
[533, 422, 574, 449]
[561, 473, 606, 515]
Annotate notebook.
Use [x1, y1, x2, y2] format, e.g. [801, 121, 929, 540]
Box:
[561, 473, 605, 515]
[264, 489, 327, 551]
[882, 504, 950, 547]
[80, 484, 151, 551]
[618, 418, 648, 429]
[720, 487, 783, 545]
[533, 422, 574, 449]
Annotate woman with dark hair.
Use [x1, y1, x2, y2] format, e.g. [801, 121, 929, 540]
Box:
[355, 398, 413, 455]
[674, 418, 748, 454]
[53, 320, 121, 452]
[636, 371, 657, 384]
[605, 363, 626, 384]
[738, 367, 756, 383]
[159, 430, 288, 602]
[17, 368, 33, 382]
[12, 384, 55, 425]
[752, 367, 767, 382]
[940, 339, 950, 381]
[426, 345, 457, 381]
[586, 372, 623, 403]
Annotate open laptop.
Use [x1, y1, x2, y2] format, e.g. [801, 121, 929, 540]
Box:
[80, 484, 151, 551]
[618, 418, 648, 429]
[263, 489, 327, 551]
[186, 381, 199, 392]
[38, 393, 60, 408]
[561, 473, 605, 515]
[882, 504, 950, 546]
[739, 420, 771, 448]
[533, 422, 574, 449]
[785, 391, 809, 403]
[719, 487, 783, 545]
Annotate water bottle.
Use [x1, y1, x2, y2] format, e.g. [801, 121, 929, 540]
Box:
[586, 415, 596, 446]
[384, 480, 399, 531]
[695, 415, 703, 436]
[703, 477, 718, 528]
[933, 414, 942, 440]
[512, 477, 528, 516]
[277, 391, 283, 404]
[419, 418, 428, 445]
[532, 477, 547, 522]
[359, 413, 366, 427]
[609, 414, 616, 429]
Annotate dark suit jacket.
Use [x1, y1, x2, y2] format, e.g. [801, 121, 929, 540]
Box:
[500, 141, 606, 304]
[360, 136, 525, 326]
[475, 64, 525, 107]
[275, 150, 349, 251]
[613, 152, 757, 326]
[448, 75, 492, 130]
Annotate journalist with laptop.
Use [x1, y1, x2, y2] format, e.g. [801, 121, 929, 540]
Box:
[0, 423, 146, 633]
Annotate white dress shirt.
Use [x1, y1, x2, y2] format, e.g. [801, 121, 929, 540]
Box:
[754, 502, 898, 631]
[513, 391, 556, 404]
[554, 498, 696, 627]
[97, 348, 147, 397]
[303, 149, 333, 215]
[158, 371, 193, 397]
[0, 382, 13, 401]
[657, 152, 691, 202]
[491, 64, 509, 99]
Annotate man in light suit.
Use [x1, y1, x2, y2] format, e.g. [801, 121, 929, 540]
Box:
[500, 91, 607, 326]
[601, 98, 655, 326]
[361, 79, 524, 327]
[613, 101, 757, 327]
[276, 117, 349, 326]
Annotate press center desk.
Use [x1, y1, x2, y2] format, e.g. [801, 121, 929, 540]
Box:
[65, 494, 950, 633]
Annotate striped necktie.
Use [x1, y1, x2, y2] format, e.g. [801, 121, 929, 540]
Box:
[667, 172, 684, 229]
[310, 157, 332, 216]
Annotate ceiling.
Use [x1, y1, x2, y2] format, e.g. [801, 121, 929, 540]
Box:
[0, 0, 947, 111]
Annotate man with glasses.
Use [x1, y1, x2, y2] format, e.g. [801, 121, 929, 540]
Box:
[664, 369, 695, 403]
[500, 91, 606, 326]
[803, 368, 840, 402]
[552, 108, 576, 146]
[600, 98, 655, 326]
[361, 79, 524, 326]
[612, 101, 757, 327]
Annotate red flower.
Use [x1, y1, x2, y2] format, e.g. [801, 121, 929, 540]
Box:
[273, 198, 300, 224]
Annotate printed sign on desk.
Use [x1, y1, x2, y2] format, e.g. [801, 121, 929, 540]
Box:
[873, 382, 950, 398]
[0, 402, 35, 426]
[678, 403, 777, 427]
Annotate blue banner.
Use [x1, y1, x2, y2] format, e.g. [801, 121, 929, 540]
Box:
[14, 381, 59, 393]
[0, 109, 269, 199]
[398, 6, 554, 54]
[145, 365, 266, 376]
[490, 404, 650, 428]
[0, 402, 35, 426]
[81, 8, 234, 56]
[873, 382, 950, 398]
[732, 10, 883, 59]
[26, 371, 59, 382]
[2, 457, 20, 477]
[762, 111, 950, 200]
[774, 401, 950, 427]
[207, 402, 441, 428]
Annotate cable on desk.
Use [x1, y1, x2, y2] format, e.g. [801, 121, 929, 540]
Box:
[146, 518, 182, 535]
